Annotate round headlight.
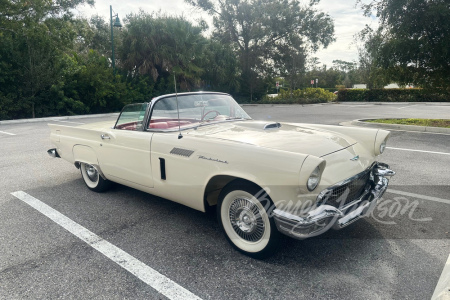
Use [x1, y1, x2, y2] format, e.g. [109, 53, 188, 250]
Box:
[307, 166, 321, 191]
[380, 140, 386, 154]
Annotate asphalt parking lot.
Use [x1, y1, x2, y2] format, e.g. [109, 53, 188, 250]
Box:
[0, 102, 449, 299]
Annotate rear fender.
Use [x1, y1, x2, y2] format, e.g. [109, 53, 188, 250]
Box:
[72, 145, 106, 180]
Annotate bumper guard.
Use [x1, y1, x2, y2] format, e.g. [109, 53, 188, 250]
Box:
[273, 162, 395, 240]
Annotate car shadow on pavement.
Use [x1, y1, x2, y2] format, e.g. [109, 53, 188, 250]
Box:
[20, 178, 446, 300]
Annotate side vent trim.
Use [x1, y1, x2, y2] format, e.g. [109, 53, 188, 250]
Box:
[170, 147, 194, 157]
[159, 158, 166, 180]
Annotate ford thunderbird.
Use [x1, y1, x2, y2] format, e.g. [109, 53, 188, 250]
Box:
[48, 92, 395, 258]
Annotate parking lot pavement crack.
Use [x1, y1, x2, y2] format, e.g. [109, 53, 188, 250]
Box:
[10, 191, 203, 300]
[0, 241, 92, 277]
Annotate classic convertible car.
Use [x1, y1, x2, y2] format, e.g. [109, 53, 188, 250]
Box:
[48, 92, 395, 258]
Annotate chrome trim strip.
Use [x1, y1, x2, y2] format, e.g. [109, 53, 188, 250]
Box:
[145, 92, 252, 132]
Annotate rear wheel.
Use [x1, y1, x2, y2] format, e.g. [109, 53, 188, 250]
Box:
[80, 163, 111, 192]
[217, 181, 280, 259]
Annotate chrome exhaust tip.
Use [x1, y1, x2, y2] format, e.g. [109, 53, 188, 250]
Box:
[47, 148, 60, 158]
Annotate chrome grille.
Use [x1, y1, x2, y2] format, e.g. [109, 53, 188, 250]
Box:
[322, 169, 371, 208]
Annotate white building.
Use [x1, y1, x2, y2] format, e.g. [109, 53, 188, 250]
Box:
[384, 83, 415, 89]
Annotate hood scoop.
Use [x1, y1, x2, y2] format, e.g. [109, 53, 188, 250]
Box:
[264, 122, 281, 130]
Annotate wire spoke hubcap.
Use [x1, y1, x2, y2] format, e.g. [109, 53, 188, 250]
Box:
[229, 197, 265, 242]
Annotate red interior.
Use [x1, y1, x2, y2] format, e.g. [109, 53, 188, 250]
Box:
[116, 122, 138, 130]
[116, 119, 195, 131]
[149, 119, 193, 129]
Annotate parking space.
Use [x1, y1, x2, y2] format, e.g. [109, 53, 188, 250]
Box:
[0, 103, 449, 299]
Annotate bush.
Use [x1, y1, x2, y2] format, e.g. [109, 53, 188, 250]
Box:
[322, 88, 339, 93]
[337, 88, 450, 102]
[258, 88, 336, 104]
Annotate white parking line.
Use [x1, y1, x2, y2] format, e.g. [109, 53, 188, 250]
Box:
[51, 120, 85, 124]
[387, 147, 450, 156]
[387, 189, 450, 205]
[0, 130, 16, 136]
[431, 254, 450, 300]
[11, 191, 202, 300]
[397, 104, 418, 109]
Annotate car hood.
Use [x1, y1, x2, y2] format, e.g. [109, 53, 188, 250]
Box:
[187, 121, 358, 157]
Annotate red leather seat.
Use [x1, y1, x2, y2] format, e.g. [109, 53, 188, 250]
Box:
[167, 121, 190, 128]
[149, 122, 169, 129]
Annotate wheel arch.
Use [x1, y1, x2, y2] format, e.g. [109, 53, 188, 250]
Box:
[203, 175, 269, 211]
[73, 145, 99, 166]
[72, 145, 107, 180]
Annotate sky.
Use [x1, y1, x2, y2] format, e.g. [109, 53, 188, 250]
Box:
[75, 0, 378, 68]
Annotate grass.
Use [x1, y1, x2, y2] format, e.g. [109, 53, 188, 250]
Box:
[365, 118, 450, 128]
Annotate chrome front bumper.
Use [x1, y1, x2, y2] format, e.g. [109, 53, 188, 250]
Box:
[273, 162, 395, 240]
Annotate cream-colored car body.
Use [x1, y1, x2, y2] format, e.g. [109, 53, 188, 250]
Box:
[48, 111, 390, 213]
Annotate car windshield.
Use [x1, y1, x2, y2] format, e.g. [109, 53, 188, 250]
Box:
[115, 103, 147, 131]
[149, 93, 251, 130]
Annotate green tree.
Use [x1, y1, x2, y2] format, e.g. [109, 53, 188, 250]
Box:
[356, 26, 393, 88]
[120, 12, 207, 92]
[359, 0, 450, 87]
[200, 40, 240, 93]
[51, 50, 128, 115]
[86, 15, 111, 55]
[274, 50, 306, 91]
[186, 0, 335, 100]
[305, 65, 342, 88]
[0, 0, 94, 118]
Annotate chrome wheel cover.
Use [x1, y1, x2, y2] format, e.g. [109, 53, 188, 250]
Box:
[229, 197, 265, 242]
[85, 164, 99, 182]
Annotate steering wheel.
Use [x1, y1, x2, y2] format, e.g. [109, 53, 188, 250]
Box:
[201, 110, 221, 121]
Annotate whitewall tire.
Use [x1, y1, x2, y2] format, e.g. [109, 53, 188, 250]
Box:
[217, 181, 280, 259]
[80, 163, 111, 192]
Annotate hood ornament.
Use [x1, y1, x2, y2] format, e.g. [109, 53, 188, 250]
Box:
[350, 155, 360, 161]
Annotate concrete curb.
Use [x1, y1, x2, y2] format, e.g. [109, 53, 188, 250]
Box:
[242, 101, 450, 107]
[0, 113, 120, 125]
[240, 102, 330, 107]
[341, 118, 450, 134]
[334, 102, 450, 106]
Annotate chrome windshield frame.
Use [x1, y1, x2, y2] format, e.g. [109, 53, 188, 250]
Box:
[144, 92, 252, 132]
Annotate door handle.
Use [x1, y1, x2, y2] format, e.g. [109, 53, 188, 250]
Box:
[101, 134, 110, 139]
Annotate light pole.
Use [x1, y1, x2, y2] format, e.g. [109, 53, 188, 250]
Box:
[110, 5, 122, 76]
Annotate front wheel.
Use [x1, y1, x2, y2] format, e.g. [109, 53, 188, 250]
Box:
[80, 163, 111, 192]
[217, 181, 280, 259]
